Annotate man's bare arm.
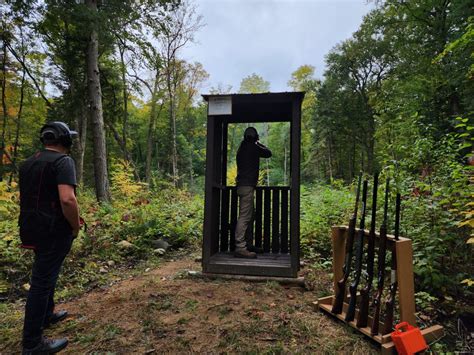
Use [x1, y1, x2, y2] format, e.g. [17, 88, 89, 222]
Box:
[58, 184, 80, 235]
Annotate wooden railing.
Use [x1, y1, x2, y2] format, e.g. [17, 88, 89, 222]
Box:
[218, 186, 290, 254]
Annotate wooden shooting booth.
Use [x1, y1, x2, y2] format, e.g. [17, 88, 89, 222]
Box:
[201, 92, 304, 278]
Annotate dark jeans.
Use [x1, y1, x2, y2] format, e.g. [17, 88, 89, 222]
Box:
[23, 234, 73, 348]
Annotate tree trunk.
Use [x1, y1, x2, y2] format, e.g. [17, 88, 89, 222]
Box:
[327, 135, 333, 182]
[168, 69, 179, 187]
[189, 146, 193, 187]
[0, 38, 8, 182]
[145, 75, 160, 184]
[73, 94, 87, 186]
[85, 0, 110, 202]
[8, 66, 25, 184]
[119, 45, 128, 158]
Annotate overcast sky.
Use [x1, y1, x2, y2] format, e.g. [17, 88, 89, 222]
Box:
[181, 0, 375, 93]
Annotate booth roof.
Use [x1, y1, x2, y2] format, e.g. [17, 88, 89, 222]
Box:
[201, 91, 305, 123]
[202, 91, 305, 101]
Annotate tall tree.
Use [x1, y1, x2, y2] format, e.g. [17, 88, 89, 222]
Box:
[85, 0, 110, 202]
[0, 23, 8, 182]
[239, 73, 270, 94]
[159, 0, 203, 186]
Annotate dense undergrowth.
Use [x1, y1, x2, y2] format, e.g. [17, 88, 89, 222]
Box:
[0, 164, 204, 302]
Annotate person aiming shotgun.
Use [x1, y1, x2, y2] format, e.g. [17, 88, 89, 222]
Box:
[19, 122, 80, 354]
[234, 127, 272, 259]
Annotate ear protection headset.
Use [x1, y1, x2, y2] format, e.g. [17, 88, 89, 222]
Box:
[244, 127, 259, 142]
[40, 121, 78, 148]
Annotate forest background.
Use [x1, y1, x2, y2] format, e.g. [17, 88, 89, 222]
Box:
[0, 0, 473, 350]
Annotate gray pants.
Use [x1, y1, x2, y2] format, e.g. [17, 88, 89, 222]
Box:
[235, 186, 255, 251]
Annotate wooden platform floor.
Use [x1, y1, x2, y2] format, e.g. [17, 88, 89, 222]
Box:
[209, 252, 291, 267]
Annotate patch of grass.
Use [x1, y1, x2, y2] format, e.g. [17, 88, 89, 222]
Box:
[104, 324, 122, 340]
[177, 317, 189, 325]
[263, 342, 285, 354]
[75, 332, 97, 345]
[146, 293, 175, 312]
[265, 281, 281, 290]
[218, 328, 242, 350]
[0, 303, 23, 351]
[184, 299, 198, 311]
[141, 317, 168, 339]
[217, 305, 233, 319]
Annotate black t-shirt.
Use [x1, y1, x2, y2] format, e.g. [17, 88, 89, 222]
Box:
[236, 141, 272, 186]
[55, 154, 77, 187]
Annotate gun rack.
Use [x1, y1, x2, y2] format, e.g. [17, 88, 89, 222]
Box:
[318, 226, 444, 354]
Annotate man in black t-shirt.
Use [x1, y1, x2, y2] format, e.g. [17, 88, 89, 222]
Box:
[19, 122, 80, 354]
[234, 127, 272, 259]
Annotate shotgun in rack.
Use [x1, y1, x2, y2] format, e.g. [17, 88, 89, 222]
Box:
[383, 192, 401, 334]
[331, 173, 362, 314]
[345, 179, 368, 322]
[357, 172, 379, 328]
[370, 178, 390, 335]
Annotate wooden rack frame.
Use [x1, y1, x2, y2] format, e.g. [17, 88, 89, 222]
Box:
[318, 226, 443, 354]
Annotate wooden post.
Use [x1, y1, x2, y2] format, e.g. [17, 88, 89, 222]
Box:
[396, 239, 416, 326]
[290, 98, 301, 274]
[331, 226, 346, 294]
[202, 116, 217, 270]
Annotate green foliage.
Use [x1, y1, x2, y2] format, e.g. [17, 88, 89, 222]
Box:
[300, 184, 353, 261]
[239, 73, 270, 93]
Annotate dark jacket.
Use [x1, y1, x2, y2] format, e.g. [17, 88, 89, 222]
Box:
[236, 141, 272, 186]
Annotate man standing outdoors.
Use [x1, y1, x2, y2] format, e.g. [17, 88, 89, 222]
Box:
[234, 127, 272, 259]
[19, 122, 80, 354]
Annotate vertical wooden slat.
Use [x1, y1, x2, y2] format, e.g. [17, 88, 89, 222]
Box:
[220, 188, 230, 251]
[272, 188, 280, 253]
[263, 188, 271, 252]
[280, 188, 289, 254]
[210, 121, 223, 255]
[211, 188, 221, 255]
[230, 187, 238, 252]
[255, 188, 263, 248]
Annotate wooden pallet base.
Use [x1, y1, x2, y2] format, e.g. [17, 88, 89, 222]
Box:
[318, 296, 444, 354]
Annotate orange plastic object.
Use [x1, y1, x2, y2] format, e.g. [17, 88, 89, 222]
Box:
[391, 322, 428, 355]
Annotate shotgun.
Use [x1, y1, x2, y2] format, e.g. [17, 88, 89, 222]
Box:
[345, 179, 368, 322]
[370, 178, 390, 335]
[331, 173, 362, 314]
[383, 193, 401, 334]
[357, 172, 379, 328]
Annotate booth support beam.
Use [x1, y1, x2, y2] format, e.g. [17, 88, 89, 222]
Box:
[290, 99, 301, 274]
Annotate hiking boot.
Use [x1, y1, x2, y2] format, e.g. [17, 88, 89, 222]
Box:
[235, 249, 257, 259]
[22, 337, 68, 354]
[44, 310, 68, 328]
[247, 245, 264, 254]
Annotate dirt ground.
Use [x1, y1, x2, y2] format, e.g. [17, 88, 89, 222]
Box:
[2, 256, 378, 354]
